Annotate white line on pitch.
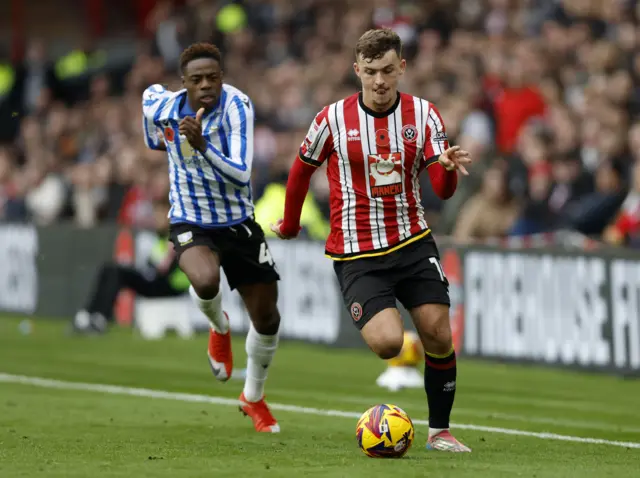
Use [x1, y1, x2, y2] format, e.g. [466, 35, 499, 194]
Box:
[1, 372, 639, 450]
[261, 387, 640, 434]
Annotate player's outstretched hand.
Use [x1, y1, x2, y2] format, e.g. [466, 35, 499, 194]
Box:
[270, 219, 301, 240]
[438, 145, 472, 176]
[179, 107, 206, 153]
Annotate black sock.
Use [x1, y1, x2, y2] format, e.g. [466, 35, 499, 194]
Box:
[424, 348, 457, 429]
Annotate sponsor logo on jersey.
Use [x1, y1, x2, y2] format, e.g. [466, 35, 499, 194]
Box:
[434, 131, 448, 142]
[367, 153, 404, 198]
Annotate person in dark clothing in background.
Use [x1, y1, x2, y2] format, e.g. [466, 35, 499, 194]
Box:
[564, 160, 628, 235]
[509, 153, 593, 236]
[71, 198, 190, 334]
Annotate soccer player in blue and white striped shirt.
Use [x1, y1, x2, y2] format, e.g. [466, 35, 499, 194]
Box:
[142, 43, 281, 432]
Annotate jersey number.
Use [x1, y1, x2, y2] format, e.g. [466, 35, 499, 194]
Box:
[429, 257, 446, 282]
[259, 242, 274, 266]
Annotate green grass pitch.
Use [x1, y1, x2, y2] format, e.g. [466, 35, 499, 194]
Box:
[0, 317, 639, 477]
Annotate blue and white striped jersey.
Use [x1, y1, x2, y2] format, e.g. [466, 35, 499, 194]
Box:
[142, 83, 254, 227]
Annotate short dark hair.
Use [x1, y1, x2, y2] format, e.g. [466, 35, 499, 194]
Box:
[355, 28, 402, 62]
[180, 42, 222, 73]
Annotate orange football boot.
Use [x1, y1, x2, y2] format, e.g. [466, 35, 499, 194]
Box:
[238, 393, 280, 433]
[206, 312, 233, 381]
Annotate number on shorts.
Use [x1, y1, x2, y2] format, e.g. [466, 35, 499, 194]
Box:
[259, 242, 274, 266]
[429, 257, 445, 281]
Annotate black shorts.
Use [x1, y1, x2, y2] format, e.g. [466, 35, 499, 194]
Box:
[333, 234, 450, 330]
[169, 217, 280, 290]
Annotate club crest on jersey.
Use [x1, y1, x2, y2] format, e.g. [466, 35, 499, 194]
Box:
[402, 124, 418, 143]
[375, 129, 391, 147]
[351, 302, 363, 321]
[368, 152, 403, 198]
[164, 126, 175, 143]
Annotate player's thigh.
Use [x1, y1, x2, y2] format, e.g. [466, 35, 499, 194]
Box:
[361, 308, 405, 360]
[394, 236, 450, 311]
[220, 218, 280, 293]
[169, 223, 221, 297]
[393, 239, 452, 352]
[333, 260, 403, 359]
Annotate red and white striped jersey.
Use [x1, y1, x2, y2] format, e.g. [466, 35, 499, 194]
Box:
[299, 92, 449, 260]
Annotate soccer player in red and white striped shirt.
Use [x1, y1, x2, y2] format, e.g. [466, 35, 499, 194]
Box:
[272, 29, 473, 452]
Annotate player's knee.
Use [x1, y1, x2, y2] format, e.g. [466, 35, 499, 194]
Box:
[424, 315, 452, 350]
[367, 329, 404, 360]
[432, 323, 452, 348]
[247, 295, 280, 335]
[251, 306, 280, 335]
[241, 283, 280, 335]
[413, 304, 452, 350]
[372, 338, 404, 360]
[189, 269, 220, 300]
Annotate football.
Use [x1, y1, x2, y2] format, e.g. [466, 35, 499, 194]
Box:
[355, 404, 415, 458]
[387, 331, 423, 367]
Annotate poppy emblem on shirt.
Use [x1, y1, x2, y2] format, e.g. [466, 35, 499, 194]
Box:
[375, 129, 390, 147]
[402, 124, 418, 143]
[164, 126, 175, 143]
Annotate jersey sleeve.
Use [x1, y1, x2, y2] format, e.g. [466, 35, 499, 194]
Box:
[141, 84, 171, 150]
[423, 103, 450, 168]
[202, 93, 254, 186]
[298, 107, 333, 167]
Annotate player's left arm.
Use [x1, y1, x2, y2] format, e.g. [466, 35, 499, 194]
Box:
[142, 85, 168, 151]
[423, 103, 472, 200]
[200, 95, 254, 186]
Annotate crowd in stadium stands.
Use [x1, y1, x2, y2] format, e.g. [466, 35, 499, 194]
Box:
[1, 0, 640, 247]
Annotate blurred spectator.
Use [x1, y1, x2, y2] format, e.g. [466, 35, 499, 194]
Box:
[254, 161, 330, 241]
[0, 148, 26, 221]
[23, 156, 66, 226]
[15, 40, 57, 117]
[565, 160, 627, 235]
[489, 43, 547, 154]
[71, 197, 190, 334]
[604, 160, 640, 248]
[453, 160, 520, 242]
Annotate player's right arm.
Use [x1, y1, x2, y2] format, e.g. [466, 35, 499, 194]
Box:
[274, 107, 333, 239]
[142, 84, 169, 151]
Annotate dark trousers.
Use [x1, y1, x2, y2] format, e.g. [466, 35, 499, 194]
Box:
[85, 263, 184, 321]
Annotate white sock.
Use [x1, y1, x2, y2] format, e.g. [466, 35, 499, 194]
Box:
[243, 325, 279, 402]
[189, 285, 229, 334]
[429, 427, 448, 438]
